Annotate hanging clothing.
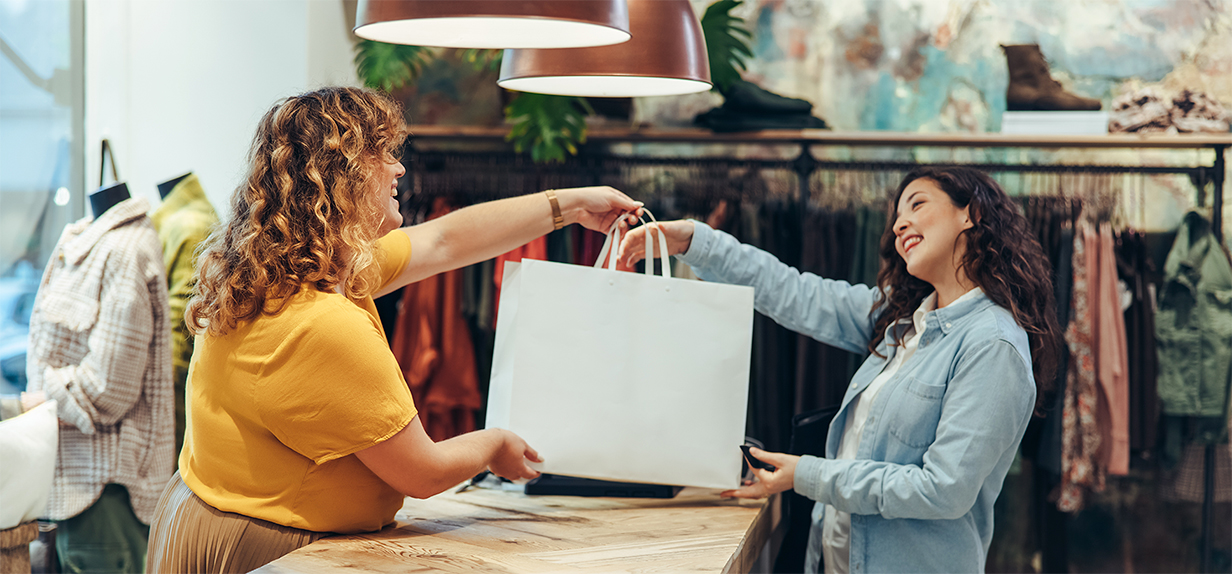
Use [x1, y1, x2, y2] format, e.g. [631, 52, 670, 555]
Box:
[576, 227, 604, 267]
[748, 200, 801, 452]
[1155, 211, 1232, 422]
[26, 197, 175, 524]
[1116, 230, 1160, 456]
[149, 174, 219, 454]
[1095, 223, 1131, 475]
[848, 206, 884, 288]
[795, 208, 859, 415]
[1161, 442, 1232, 503]
[545, 226, 574, 266]
[1057, 222, 1103, 511]
[392, 198, 482, 442]
[845, 206, 887, 384]
[1035, 222, 1074, 475]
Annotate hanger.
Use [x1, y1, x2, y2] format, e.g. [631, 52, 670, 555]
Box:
[157, 172, 193, 199]
[88, 139, 130, 218]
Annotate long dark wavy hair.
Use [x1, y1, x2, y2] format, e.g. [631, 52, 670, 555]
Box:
[870, 166, 1062, 412]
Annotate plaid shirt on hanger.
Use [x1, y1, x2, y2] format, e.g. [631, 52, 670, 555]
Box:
[26, 197, 175, 523]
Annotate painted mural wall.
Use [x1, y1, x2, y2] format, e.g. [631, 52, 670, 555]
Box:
[641, 0, 1231, 132]
[635, 0, 1231, 233]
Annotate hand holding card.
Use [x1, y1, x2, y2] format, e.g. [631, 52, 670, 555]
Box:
[740, 444, 776, 472]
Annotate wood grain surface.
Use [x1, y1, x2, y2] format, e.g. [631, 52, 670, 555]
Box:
[253, 487, 780, 574]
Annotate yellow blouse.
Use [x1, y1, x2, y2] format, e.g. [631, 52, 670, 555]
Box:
[181, 231, 416, 533]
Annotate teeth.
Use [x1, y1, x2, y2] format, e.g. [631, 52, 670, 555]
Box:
[904, 236, 921, 251]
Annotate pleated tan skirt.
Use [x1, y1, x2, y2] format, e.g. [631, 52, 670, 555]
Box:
[146, 472, 327, 573]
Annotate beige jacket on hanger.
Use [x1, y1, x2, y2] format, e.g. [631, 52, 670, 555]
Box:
[26, 197, 174, 524]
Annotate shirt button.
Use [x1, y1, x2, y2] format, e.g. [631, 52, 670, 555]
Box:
[945, 322, 952, 329]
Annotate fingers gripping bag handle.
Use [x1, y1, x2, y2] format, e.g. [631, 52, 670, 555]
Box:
[594, 219, 622, 271]
[591, 209, 672, 278]
[640, 210, 672, 279]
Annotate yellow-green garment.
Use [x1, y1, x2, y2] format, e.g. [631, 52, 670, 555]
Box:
[150, 174, 219, 455]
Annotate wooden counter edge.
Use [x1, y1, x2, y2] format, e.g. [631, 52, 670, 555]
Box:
[723, 493, 785, 574]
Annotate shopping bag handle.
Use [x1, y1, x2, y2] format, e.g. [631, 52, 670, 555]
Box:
[595, 219, 622, 271]
[639, 211, 672, 279]
[593, 209, 672, 278]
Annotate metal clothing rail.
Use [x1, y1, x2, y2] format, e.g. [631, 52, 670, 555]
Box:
[405, 127, 1230, 236]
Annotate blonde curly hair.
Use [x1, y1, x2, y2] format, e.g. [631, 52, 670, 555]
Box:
[188, 87, 409, 336]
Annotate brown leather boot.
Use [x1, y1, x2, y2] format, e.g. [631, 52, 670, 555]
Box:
[1002, 44, 1101, 111]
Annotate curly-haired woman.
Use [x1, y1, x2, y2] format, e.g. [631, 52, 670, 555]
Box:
[620, 166, 1062, 573]
[145, 87, 641, 573]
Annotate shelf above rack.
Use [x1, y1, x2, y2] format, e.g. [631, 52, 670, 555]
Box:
[406, 125, 1232, 149]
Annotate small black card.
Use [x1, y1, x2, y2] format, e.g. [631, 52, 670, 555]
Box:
[741, 444, 776, 472]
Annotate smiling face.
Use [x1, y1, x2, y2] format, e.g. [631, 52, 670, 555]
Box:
[892, 177, 973, 288]
[374, 158, 405, 236]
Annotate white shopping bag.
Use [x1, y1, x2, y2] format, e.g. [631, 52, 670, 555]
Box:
[486, 218, 754, 489]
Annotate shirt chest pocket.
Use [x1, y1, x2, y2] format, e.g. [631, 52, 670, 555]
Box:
[37, 288, 101, 356]
[42, 289, 100, 330]
[885, 377, 947, 449]
[30, 288, 99, 365]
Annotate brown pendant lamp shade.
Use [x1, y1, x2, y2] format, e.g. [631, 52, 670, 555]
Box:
[498, 0, 711, 97]
[354, 0, 631, 49]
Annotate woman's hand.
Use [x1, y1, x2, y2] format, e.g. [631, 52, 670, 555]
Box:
[487, 429, 543, 482]
[20, 390, 46, 411]
[555, 186, 643, 233]
[721, 447, 799, 499]
[617, 219, 695, 268]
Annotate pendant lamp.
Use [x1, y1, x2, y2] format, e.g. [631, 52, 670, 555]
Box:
[354, 0, 630, 49]
[497, 0, 711, 98]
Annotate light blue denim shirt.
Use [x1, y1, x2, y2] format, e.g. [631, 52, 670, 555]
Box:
[679, 222, 1036, 574]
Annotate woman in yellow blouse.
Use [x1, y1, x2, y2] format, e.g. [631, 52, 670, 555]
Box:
[146, 87, 641, 573]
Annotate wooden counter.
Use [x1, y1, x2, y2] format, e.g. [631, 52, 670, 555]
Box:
[254, 487, 781, 574]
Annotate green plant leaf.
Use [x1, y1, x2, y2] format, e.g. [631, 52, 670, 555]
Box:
[354, 40, 435, 92]
[701, 0, 753, 94]
[504, 93, 589, 164]
[460, 49, 504, 73]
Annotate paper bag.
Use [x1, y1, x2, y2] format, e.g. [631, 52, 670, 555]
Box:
[486, 221, 753, 489]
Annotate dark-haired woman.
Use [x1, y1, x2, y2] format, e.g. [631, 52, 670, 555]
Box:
[620, 167, 1061, 573]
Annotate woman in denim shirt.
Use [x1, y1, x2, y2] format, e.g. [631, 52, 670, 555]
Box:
[621, 167, 1062, 573]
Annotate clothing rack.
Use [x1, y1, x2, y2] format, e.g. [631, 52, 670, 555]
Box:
[403, 127, 1231, 573]
[406, 127, 1229, 235]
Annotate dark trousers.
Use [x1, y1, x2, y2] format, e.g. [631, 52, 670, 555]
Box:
[55, 484, 149, 574]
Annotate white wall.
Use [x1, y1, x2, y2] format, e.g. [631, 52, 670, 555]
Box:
[85, 0, 360, 216]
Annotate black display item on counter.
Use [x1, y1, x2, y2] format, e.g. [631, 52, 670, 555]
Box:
[524, 474, 682, 498]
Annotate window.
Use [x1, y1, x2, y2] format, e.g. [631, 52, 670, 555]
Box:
[0, 0, 83, 394]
